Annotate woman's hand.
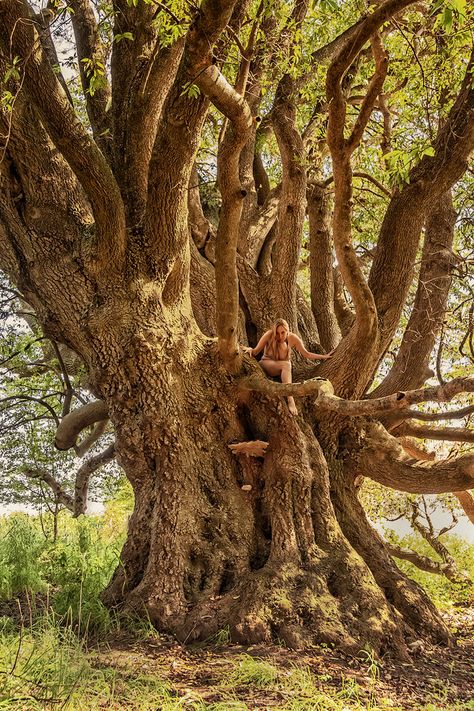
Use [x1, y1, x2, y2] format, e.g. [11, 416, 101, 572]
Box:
[241, 346, 254, 356]
[313, 349, 334, 361]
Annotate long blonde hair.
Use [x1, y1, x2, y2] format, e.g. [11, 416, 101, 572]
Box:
[265, 318, 291, 359]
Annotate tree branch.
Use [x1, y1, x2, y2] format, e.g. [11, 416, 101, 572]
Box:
[195, 65, 253, 370]
[352, 422, 474, 497]
[73, 443, 115, 516]
[371, 190, 456, 397]
[392, 422, 474, 443]
[144, 0, 239, 282]
[387, 542, 466, 582]
[326, 33, 387, 341]
[33, 7, 74, 106]
[408, 504, 469, 582]
[75, 419, 109, 457]
[270, 78, 306, 326]
[111, 0, 185, 224]
[393, 404, 474, 423]
[0, 0, 126, 277]
[243, 184, 281, 268]
[24, 467, 74, 512]
[69, 0, 113, 161]
[454, 490, 474, 525]
[308, 184, 341, 351]
[346, 34, 388, 153]
[368, 48, 474, 355]
[240, 369, 474, 417]
[55, 400, 109, 451]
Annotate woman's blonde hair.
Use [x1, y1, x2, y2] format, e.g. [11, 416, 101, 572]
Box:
[266, 318, 291, 359]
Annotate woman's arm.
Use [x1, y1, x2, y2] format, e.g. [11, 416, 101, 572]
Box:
[289, 334, 333, 361]
[245, 330, 272, 357]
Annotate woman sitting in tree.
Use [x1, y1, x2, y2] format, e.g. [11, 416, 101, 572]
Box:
[245, 318, 332, 415]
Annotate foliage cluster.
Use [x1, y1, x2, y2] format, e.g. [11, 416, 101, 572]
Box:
[0, 500, 129, 632]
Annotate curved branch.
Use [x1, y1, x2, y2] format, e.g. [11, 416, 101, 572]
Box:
[352, 172, 392, 198]
[408, 504, 470, 581]
[239, 366, 335, 399]
[454, 490, 474, 525]
[145, 0, 240, 281]
[355, 423, 473, 496]
[361, 448, 474, 495]
[347, 34, 388, 153]
[368, 49, 474, 353]
[0, 395, 60, 426]
[372, 190, 457, 397]
[268, 0, 309, 326]
[195, 65, 253, 371]
[55, 400, 109, 451]
[240, 370, 474, 417]
[326, 33, 387, 337]
[111, 1, 185, 225]
[0, 0, 126, 276]
[387, 543, 461, 579]
[24, 467, 74, 511]
[397, 436, 435, 461]
[392, 422, 474, 443]
[393, 404, 474, 423]
[75, 419, 109, 457]
[73, 443, 115, 517]
[70, 0, 113, 160]
[297, 0, 416, 88]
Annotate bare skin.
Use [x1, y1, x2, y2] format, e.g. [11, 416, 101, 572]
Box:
[245, 325, 332, 415]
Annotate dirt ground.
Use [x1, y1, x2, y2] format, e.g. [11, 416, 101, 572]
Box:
[92, 605, 474, 710]
[1, 594, 473, 709]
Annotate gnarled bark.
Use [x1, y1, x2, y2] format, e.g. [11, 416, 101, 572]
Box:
[372, 190, 457, 398]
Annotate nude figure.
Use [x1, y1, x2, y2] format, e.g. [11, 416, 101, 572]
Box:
[244, 318, 332, 415]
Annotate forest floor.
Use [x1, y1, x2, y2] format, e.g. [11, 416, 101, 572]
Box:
[82, 605, 473, 710]
[1, 600, 473, 709]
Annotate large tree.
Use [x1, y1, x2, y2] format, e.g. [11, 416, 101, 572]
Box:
[0, 0, 473, 658]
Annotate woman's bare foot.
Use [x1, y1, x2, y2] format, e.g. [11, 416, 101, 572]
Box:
[288, 397, 298, 415]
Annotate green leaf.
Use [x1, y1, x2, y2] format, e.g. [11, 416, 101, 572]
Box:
[442, 7, 453, 32]
[114, 32, 135, 43]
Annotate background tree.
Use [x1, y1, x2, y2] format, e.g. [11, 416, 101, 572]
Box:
[0, 0, 473, 658]
[0, 284, 117, 518]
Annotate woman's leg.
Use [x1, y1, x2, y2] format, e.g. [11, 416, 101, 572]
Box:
[260, 360, 297, 415]
[281, 361, 298, 415]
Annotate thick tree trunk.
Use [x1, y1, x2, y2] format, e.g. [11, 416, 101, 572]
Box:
[99, 331, 451, 657]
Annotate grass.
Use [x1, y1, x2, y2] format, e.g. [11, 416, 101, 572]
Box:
[0, 612, 177, 710]
[225, 654, 280, 688]
[0, 613, 471, 710]
[0, 509, 472, 709]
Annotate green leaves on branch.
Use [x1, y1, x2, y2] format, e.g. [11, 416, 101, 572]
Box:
[1, 57, 21, 112]
[81, 57, 107, 97]
[384, 145, 435, 188]
[181, 83, 201, 100]
[124, 0, 190, 48]
[3, 56, 21, 84]
[431, 0, 467, 33]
